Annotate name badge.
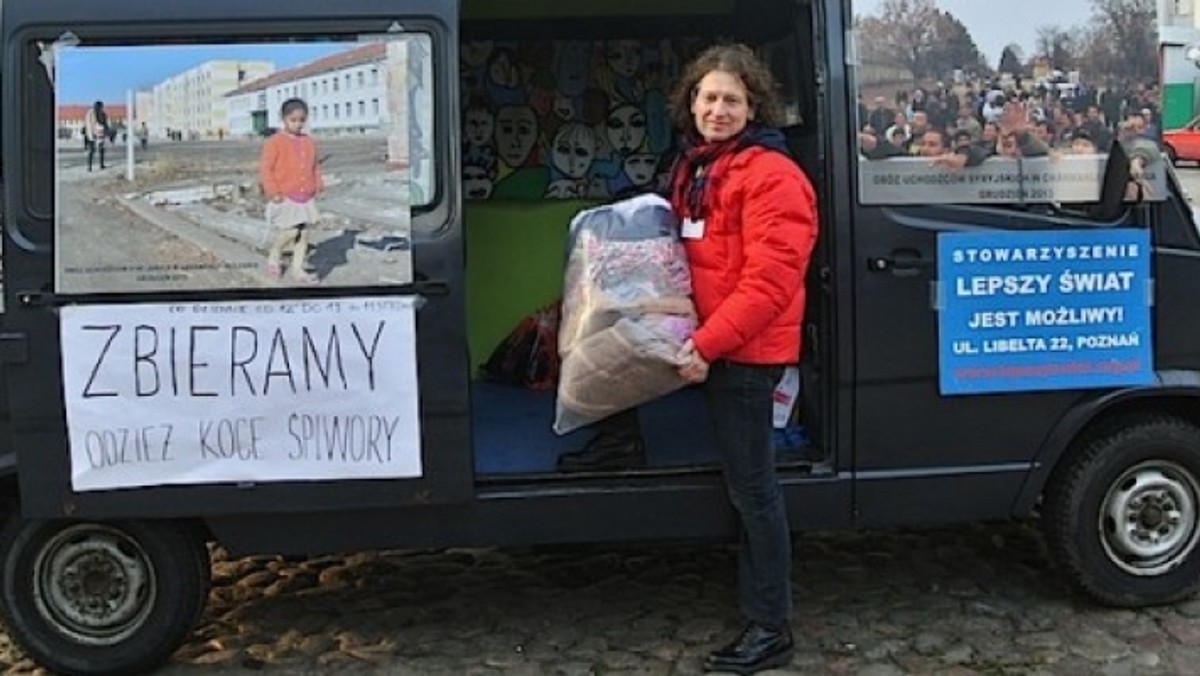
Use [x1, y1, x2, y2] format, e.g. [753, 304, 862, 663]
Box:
[681, 217, 705, 239]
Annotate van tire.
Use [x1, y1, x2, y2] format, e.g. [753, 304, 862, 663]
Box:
[0, 518, 210, 675]
[1043, 416, 1200, 606]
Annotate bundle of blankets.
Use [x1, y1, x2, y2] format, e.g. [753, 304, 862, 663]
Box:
[554, 194, 696, 435]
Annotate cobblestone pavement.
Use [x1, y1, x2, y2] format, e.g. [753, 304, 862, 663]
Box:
[3, 520, 1200, 675]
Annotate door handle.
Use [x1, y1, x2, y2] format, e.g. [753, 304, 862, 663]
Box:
[868, 248, 932, 276]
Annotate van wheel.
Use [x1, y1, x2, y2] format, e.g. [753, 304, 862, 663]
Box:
[0, 518, 210, 675]
[1043, 417, 1200, 606]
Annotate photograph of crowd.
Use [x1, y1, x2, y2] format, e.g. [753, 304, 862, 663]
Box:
[853, 0, 1164, 205]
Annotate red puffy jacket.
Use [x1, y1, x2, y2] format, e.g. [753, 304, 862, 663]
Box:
[672, 146, 818, 364]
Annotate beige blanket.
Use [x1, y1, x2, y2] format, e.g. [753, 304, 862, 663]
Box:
[554, 313, 693, 434]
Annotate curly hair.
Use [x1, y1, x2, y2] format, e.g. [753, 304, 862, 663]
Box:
[667, 43, 784, 133]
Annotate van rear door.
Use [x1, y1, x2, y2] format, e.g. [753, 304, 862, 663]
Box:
[1, 0, 473, 518]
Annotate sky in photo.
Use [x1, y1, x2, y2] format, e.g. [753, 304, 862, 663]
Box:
[853, 0, 1111, 69]
[56, 42, 354, 104]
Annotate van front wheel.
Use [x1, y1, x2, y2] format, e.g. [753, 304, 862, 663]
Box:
[0, 518, 210, 675]
[1044, 417, 1200, 606]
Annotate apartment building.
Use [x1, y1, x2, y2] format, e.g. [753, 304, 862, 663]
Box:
[151, 60, 274, 139]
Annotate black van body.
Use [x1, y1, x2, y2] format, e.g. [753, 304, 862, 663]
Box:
[2, 0, 1200, 673]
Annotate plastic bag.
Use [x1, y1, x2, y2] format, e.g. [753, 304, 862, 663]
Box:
[480, 302, 561, 390]
[554, 193, 696, 434]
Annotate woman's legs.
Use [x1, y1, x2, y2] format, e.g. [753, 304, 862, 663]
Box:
[704, 361, 791, 628]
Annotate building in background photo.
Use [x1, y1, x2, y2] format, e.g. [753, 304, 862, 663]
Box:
[151, 60, 275, 140]
[226, 44, 388, 137]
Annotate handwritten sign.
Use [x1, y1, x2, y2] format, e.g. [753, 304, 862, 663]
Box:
[937, 229, 1154, 395]
[859, 155, 1165, 205]
[61, 296, 421, 491]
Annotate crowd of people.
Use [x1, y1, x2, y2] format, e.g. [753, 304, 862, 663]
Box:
[857, 78, 1162, 166]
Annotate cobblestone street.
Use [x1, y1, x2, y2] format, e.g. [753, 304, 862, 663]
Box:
[3, 520, 1199, 675]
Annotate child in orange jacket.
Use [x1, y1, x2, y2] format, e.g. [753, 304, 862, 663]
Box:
[259, 98, 323, 282]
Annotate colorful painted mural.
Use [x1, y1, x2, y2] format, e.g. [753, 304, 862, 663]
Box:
[460, 38, 703, 200]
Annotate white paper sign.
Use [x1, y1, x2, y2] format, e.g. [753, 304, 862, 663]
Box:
[61, 296, 422, 491]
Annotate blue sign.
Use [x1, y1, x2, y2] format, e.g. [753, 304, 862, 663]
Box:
[938, 228, 1153, 395]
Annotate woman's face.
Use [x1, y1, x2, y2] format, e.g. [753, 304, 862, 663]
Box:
[690, 70, 752, 143]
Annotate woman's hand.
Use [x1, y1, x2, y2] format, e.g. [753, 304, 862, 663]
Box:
[677, 338, 710, 384]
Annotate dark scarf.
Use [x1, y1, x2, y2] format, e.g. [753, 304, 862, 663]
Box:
[668, 124, 791, 220]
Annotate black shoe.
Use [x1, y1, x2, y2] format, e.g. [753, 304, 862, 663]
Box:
[556, 435, 646, 472]
[705, 622, 793, 674]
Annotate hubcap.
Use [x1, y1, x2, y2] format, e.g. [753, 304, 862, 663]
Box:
[1100, 461, 1200, 576]
[32, 524, 156, 646]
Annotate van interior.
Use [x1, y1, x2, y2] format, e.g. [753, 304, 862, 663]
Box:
[460, 0, 831, 478]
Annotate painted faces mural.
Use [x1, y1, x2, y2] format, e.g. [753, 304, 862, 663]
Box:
[464, 106, 494, 147]
[494, 105, 539, 168]
[606, 104, 648, 157]
[461, 38, 700, 201]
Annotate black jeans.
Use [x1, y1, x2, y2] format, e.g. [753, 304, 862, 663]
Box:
[705, 361, 791, 628]
[593, 363, 791, 625]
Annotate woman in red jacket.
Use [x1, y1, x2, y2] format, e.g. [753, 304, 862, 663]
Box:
[670, 44, 818, 674]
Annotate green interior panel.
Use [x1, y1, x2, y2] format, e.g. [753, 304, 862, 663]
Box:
[464, 200, 599, 373]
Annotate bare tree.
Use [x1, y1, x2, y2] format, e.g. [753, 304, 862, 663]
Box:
[1035, 25, 1078, 72]
[927, 12, 988, 77]
[1083, 0, 1157, 82]
[856, 0, 985, 81]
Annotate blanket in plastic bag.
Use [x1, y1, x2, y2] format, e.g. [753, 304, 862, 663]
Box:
[554, 193, 696, 434]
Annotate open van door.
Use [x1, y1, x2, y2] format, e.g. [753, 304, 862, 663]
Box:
[0, 0, 472, 518]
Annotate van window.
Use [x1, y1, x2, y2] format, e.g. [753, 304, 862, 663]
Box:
[44, 33, 433, 294]
[850, 0, 1164, 208]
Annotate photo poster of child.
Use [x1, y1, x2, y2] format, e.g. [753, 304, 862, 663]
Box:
[52, 36, 422, 294]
